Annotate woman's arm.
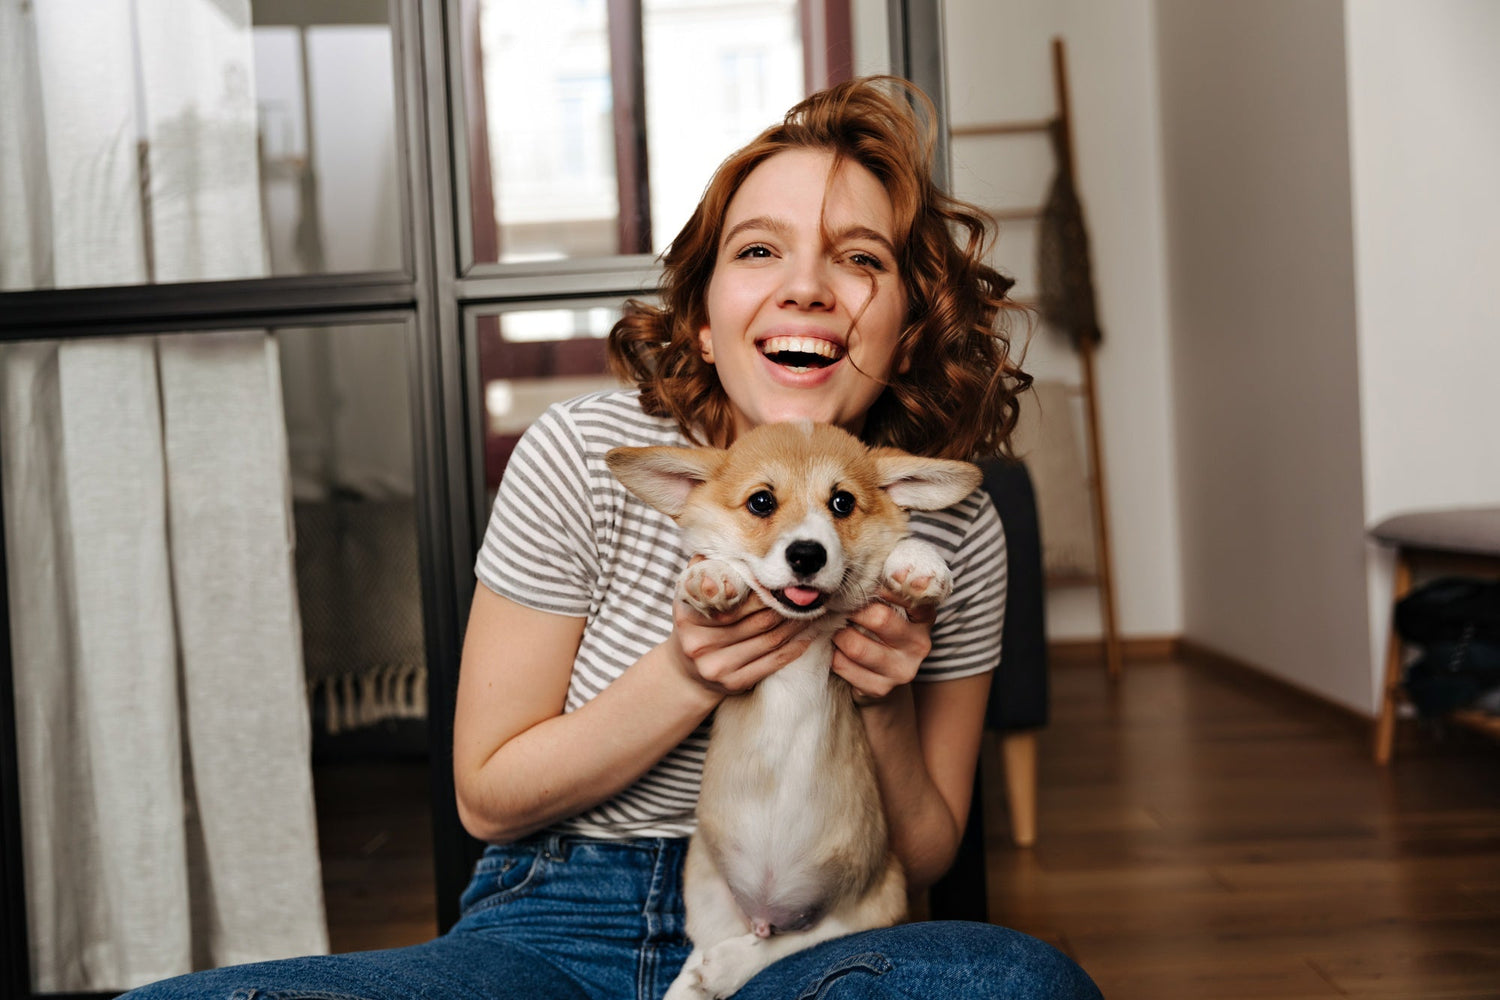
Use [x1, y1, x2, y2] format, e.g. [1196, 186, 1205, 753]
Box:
[859, 672, 991, 891]
[453, 583, 810, 843]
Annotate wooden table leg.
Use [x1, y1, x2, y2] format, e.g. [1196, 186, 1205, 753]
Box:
[1373, 550, 1412, 766]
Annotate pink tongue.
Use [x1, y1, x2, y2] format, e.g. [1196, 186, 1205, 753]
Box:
[783, 586, 822, 607]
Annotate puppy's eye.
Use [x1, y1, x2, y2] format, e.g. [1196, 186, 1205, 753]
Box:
[746, 490, 777, 517]
[829, 490, 857, 518]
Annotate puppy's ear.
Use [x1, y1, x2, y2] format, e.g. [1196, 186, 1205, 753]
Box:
[873, 453, 982, 512]
[606, 446, 727, 518]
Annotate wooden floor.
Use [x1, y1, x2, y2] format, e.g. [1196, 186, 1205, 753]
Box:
[315, 656, 1500, 997]
[988, 659, 1500, 999]
[313, 755, 439, 952]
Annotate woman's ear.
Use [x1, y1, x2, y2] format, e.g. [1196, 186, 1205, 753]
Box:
[698, 326, 715, 364]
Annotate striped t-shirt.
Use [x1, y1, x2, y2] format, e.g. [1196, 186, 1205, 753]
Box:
[475, 389, 1007, 839]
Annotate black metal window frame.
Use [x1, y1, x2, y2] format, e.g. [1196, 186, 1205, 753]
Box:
[0, 2, 946, 996]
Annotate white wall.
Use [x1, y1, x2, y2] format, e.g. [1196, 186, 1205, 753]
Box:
[1155, 0, 1374, 713]
[1345, 0, 1500, 706]
[944, 0, 1182, 643]
[942, 0, 1498, 714]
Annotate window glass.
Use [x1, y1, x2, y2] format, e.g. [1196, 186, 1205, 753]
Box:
[640, 1, 805, 256]
[471, 301, 627, 504]
[0, 0, 402, 291]
[465, 0, 889, 267]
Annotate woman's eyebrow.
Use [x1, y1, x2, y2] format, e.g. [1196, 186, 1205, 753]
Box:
[721, 216, 790, 248]
[835, 226, 897, 257]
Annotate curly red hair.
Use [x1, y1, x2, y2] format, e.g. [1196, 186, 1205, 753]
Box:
[608, 76, 1031, 461]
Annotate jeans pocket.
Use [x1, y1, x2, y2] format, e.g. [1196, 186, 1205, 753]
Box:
[794, 952, 893, 1000]
[458, 843, 543, 916]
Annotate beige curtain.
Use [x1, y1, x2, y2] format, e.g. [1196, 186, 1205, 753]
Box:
[0, 0, 327, 990]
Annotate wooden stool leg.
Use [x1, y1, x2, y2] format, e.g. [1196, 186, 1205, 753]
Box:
[1001, 730, 1038, 847]
[1374, 550, 1413, 765]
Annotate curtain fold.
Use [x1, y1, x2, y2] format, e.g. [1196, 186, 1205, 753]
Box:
[159, 332, 325, 969]
[0, 0, 328, 990]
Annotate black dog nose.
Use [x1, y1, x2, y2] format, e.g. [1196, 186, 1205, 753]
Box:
[785, 540, 826, 577]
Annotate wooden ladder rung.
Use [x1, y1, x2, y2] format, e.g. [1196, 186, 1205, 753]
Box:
[986, 207, 1044, 223]
[951, 119, 1055, 138]
[1046, 570, 1102, 589]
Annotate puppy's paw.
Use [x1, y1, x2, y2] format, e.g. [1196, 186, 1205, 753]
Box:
[882, 538, 954, 610]
[680, 558, 751, 616]
[662, 965, 711, 1000]
[696, 934, 767, 999]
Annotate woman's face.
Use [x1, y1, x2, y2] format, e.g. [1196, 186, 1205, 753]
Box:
[699, 148, 906, 441]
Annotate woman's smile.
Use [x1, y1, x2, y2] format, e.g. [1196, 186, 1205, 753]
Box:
[757, 331, 846, 373]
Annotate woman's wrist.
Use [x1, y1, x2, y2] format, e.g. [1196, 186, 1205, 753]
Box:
[855, 682, 917, 730]
[652, 638, 728, 714]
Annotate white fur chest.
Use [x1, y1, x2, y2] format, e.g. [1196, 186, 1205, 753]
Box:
[698, 621, 870, 928]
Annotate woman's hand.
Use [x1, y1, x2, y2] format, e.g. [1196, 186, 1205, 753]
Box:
[670, 565, 812, 696]
[830, 583, 937, 703]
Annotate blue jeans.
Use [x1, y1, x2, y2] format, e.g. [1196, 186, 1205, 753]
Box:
[121, 835, 1101, 1000]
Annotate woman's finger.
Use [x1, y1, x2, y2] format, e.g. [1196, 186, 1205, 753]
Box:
[698, 622, 811, 692]
[721, 631, 814, 692]
[830, 647, 897, 702]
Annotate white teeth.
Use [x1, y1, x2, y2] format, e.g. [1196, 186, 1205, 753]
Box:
[759, 336, 843, 360]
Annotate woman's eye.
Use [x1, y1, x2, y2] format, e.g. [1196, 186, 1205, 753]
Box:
[746, 490, 777, 517]
[845, 251, 885, 271]
[829, 491, 857, 517]
[735, 244, 773, 260]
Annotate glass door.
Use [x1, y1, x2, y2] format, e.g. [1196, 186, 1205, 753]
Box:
[0, 1, 948, 993]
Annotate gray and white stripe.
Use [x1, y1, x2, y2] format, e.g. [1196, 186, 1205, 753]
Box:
[475, 389, 1007, 839]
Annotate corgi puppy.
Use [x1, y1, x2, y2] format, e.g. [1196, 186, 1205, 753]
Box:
[606, 421, 982, 1000]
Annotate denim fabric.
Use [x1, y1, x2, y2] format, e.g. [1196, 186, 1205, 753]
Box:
[119, 835, 1101, 1000]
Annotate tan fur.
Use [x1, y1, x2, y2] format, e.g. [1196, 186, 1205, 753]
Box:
[607, 422, 981, 1000]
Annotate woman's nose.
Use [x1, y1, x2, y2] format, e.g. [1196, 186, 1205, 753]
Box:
[777, 255, 834, 310]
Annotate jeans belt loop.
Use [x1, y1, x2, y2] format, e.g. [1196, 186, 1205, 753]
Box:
[543, 832, 567, 862]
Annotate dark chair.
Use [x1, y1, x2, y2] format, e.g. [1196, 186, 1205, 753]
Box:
[929, 458, 1048, 922]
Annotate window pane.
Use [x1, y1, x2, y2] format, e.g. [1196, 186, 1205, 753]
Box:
[0, 0, 403, 292]
[281, 321, 435, 954]
[641, 1, 805, 255]
[472, 301, 627, 505]
[473, 2, 621, 262]
[464, 0, 891, 267]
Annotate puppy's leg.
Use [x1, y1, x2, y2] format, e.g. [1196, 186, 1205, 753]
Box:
[664, 838, 752, 1000]
[680, 558, 752, 617]
[694, 861, 906, 999]
[681, 835, 753, 946]
[663, 949, 710, 1000]
[881, 538, 954, 610]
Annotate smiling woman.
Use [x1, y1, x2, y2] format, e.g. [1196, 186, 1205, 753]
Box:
[110, 73, 1099, 1000]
